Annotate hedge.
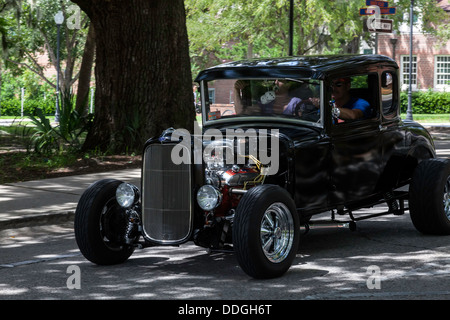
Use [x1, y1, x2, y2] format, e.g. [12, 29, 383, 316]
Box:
[0, 99, 55, 116]
[400, 90, 450, 114]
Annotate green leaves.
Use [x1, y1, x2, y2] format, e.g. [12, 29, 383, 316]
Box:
[186, 0, 449, 70]
[27, 98, 92, 155]
[28, 107, 57, 154]
[400, 90, 450, 114]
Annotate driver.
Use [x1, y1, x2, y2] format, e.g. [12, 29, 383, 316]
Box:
[331, 77, 371, 120]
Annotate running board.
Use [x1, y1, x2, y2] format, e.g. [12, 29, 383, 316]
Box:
[302, 191, 409, 233]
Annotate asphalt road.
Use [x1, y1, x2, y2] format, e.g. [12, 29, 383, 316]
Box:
[0, 134, 449, 303]
[0, 213, 449, 302]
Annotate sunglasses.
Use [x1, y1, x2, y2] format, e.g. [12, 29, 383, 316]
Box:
[331, 82, 345, 88]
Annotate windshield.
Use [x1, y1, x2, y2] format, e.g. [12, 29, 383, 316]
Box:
[200, 78, 322, 125]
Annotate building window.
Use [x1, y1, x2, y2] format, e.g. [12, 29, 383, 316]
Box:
[435, 55, 450, 90]
[208, 88, 215, 104]
[401, 55, 417, 90]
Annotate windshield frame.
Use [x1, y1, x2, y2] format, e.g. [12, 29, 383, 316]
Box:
[199, 78, 324, 129]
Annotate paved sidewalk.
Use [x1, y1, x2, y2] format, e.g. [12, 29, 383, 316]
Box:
[421, 123, 450, 129]
[0, 169, 140, 230]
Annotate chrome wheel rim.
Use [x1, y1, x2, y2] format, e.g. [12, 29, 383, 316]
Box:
[260, 202, 295, 263]
[444, 176, 450, 221]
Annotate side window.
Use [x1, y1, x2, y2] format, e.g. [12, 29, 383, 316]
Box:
[381, 71, 398, 117]
[331, 74, 378, 124]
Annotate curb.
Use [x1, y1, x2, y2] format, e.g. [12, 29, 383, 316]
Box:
[0, 211, 75, 231]
[0, 168, 141, 231]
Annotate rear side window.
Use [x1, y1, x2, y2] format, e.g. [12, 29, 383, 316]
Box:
[381, 71, 398, 117]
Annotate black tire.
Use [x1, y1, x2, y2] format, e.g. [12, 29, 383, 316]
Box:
[233, 184, 299, 279]
[409, 158, 450, 235]
[75, 179, 135, 265]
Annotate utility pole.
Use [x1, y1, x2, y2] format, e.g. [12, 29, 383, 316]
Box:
[289, 0, 293, 56]
[54, 11, 64, 123]
[406, 0, 414, 121]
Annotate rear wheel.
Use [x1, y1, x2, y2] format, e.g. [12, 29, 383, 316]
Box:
[75, 179, 135, 265]
[409, 158, 450, 235]
[233, 185, 299, 279]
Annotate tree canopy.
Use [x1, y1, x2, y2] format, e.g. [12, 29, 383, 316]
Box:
[1, 0, 90, 98]
[186, 0, 450, 71]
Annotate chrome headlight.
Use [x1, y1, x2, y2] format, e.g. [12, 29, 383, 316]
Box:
[116, 183, 140, 208]
[196, 185, 222, 211]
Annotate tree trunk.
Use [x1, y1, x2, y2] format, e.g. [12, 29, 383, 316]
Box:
[0, 61, 2, 117]
[75, 23, 96, 116]
[71, 0, 195, 153]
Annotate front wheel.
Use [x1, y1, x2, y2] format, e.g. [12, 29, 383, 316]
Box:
[409, 158, 450, 235]
[75, 179, 135, 265]
[233, 185, 299, 279]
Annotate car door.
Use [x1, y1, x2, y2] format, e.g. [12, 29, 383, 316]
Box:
[328, 73, 383, 206]
[329, 120, 383, 205]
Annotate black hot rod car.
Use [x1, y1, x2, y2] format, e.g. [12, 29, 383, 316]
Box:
[75, 55, 450, 279]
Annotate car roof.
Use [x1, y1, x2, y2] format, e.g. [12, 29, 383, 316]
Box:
[195, 54, 398, 82]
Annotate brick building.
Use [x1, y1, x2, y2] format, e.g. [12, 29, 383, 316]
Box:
[376, 1, 450, 91]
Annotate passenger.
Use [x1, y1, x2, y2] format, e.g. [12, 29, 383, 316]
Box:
[331, 77, 371, 120]
[283, 85, 320, 121]
[262, 79, 292, 114]
[234, 79, 319, 119]
[234, 79, 294, 115]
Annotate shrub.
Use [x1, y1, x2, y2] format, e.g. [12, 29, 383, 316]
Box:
[0, 99, 20, 116]
[28, 103, 93, 155]
[400, 90, 450, 114]
[0, 98, 55, 116]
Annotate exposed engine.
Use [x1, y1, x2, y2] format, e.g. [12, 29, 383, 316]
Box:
[194, 138, 269, 249]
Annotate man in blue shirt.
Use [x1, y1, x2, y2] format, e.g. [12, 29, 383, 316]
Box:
[331, 77, 371, 120]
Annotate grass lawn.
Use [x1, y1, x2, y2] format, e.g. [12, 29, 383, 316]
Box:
[401, 114, 450, 123]
[0, 116, 55, 127]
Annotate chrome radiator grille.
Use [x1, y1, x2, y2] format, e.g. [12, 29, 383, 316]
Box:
[142, 143, 192, 244]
